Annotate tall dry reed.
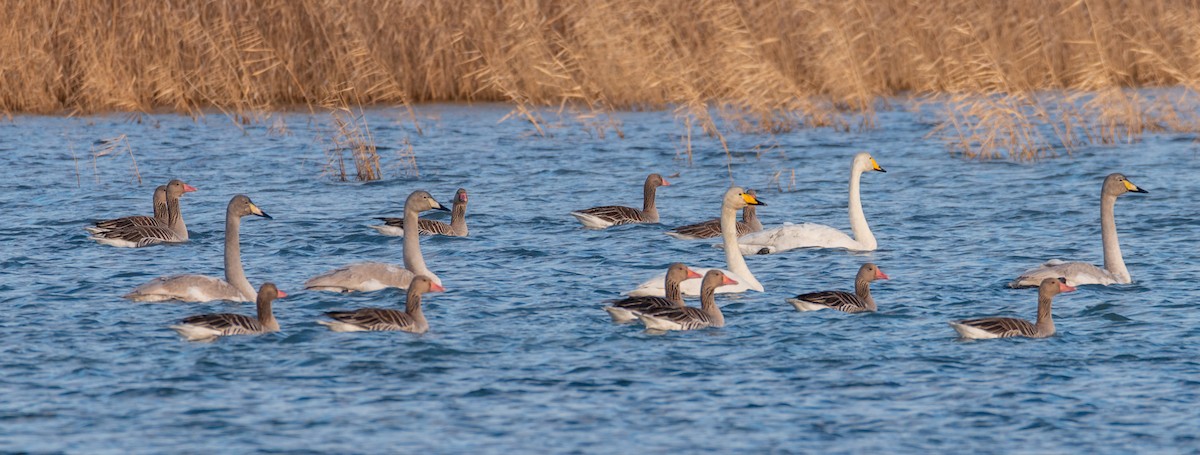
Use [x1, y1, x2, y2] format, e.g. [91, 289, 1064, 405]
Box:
[4, 0, 1200, 160]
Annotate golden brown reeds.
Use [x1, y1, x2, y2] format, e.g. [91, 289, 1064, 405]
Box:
[3, 1, 1200, 160]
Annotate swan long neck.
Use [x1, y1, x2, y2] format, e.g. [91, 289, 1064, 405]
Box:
[1035, 290, 1055, 336]
[664, 276, 685, 306]
[403, 204, 432, 277]
[224, 211, 255, 301]
[700, 284, 724, 327]
[450, 201, 468, 235]
[642, 180, 658, 220]
[1100, 193, 1129, 282]
[847, 167, 875, 249]
[855, 278, 876, 312]
[166, 193, 187, 238]
[722, 203, 761, 290]
[256, 295, 278, 332]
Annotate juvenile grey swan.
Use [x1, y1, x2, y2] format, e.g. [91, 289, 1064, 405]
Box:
[736, 152, 884, 253]
[305, 190, 447, 292]
[372, 188, 469, 237]
[86, 184, 167, 233]
[786, 263, 889, 313]
[170, 283, 285, 342]
[949, 277, 1075, 340]
[1009, 173, 1148, 287]
[604, 263, 701, 323]
[317, 275, 444, 333]
[636, 270, 736, 331]
[665, 189, 762, 240]
[89, 179, 197, 247]
[628, 187, 765, 296]
[570, 173, 669, 228]
[123, 195, 272, 302]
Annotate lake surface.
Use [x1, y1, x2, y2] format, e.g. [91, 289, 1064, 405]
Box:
[1, 104, 1197, 453]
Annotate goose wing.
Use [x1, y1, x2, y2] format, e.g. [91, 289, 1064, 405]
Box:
[638, 306, 713, 330]
[954, 317, 1036, 338]
[790, 290, 868, 313]
[178, 313, 264, 335]
[574, 205, 644, 225]
[324, 308, 417, 331]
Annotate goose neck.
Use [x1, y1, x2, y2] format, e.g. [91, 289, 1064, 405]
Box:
[855, 279, 876, 311]
[256, 296, 278, 332]
[1035, 292, 1055, 336]
[700, 285, 724, 327]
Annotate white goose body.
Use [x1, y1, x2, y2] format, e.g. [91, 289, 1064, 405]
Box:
[628, 187, 765, 297]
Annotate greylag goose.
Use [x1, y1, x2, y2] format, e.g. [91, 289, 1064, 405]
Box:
[736, 152, 885, 253]
[86, 184, 167, 233]
[305, 190, 446, 292]
[123, 195, 272, 302]
[88, 179, 197, 247]
[317, 275, 444, 333]
[786, 263, 889, 312]
[604, 263, 701, 323]
[372, 188, 469, 237]
[950, 277, 1075, 339]
[636, 270, 735, 331]
[628, 187, 765, 296]
[1009, 173, 1148, 287]
[570, 173, 669, 228]
[170, 283, 285, 342]
[665, 189, 762, 240]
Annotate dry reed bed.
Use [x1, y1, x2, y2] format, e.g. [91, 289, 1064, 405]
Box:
[4, 0, 1200, 162]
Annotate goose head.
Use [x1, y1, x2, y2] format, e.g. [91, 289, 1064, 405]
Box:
[407, 190, 449, 213]
[229, 194, 272, 219]
[853, 152, 886, 173]
[858, 263, 889, 282]
[666, 263, 703, 282]
[410, 275, 446, 294]
[1104, 173, 1148, 197]
[1040, 277, 1076, 295]
[723, 186, 766, 210]
[454, 188, 469, 204]
[257, 282, 286, 302]
[701, 269, 738, 290]
[646, 173, 670, 188]
[165, 179, 198, 197]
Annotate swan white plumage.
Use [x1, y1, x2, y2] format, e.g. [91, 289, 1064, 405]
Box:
[1009, 173, 1148, 288]
[734, 152, 884, 254]
[627, 187, 765, 297]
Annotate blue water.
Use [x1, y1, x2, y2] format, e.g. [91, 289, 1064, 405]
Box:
[1, 104, 1197, 453]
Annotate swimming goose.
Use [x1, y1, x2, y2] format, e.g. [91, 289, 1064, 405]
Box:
[636, 270, 735, 331]
[305, 190, 447, 292]
[570, 173, 669, 228]
[170, 283, 285, 342]
[317, 275, 444, 333]
[123, 195, 272, 302]
[628, 187, 766, 296]
[89, 179, 197, 247]
[786, 263, 889, 313]
[372, 188, 469, 237]
[735, 152, 884, 253]
[1009, 173, 1148, 287]
[665, 189, 762, 240]
[86, 184, 167, 234]
[604, 263, 701, 323]
[949, 277, 1075, 340]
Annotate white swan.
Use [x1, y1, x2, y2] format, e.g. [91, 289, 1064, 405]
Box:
[627, 187, 765, 297]
[1009, 173, 1148, 288]
[735, 152, 884, 254]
